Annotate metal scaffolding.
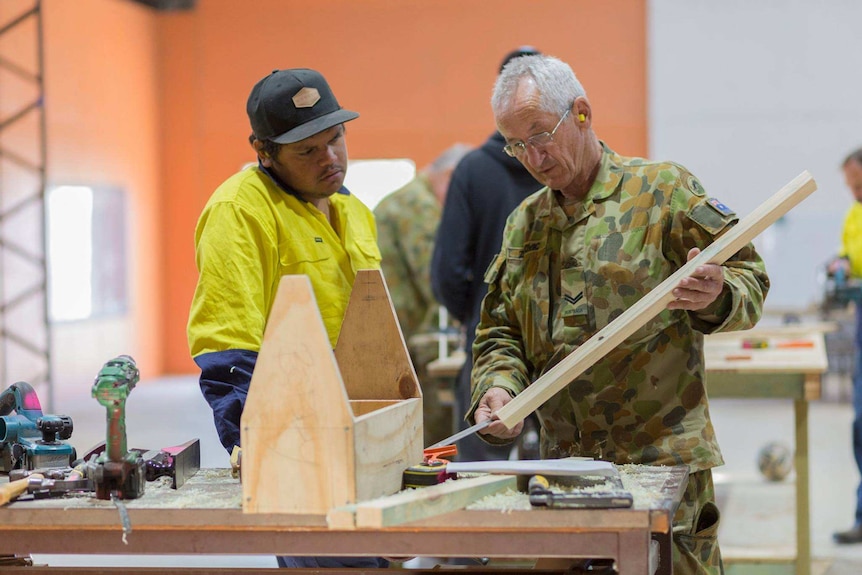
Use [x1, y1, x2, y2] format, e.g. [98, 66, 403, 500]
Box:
[0, 0, 50, 407]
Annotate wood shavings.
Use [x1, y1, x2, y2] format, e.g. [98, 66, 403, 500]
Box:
[5, 468, 243, 510]
[466, 488, 531, 512]
[147, 476, 175, 490]
[549, 475, 619, 494]
[617, 464, 670, 509]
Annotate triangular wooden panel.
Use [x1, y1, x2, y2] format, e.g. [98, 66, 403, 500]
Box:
[242, 275, 355, 514]
[335, 269, 422, 401]
[241, 272, 424, 515]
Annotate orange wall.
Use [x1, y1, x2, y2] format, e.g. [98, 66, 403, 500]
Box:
[6, 1, 646, 381]
[159, 0, 648, 374]
[41, 0, 163, 384]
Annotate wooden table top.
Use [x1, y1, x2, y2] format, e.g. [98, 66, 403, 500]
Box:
[0, 466, 688, 559]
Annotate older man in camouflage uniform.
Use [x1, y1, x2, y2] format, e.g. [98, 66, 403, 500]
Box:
[374, 144, 470, 445]
[468, 55, 769, 574]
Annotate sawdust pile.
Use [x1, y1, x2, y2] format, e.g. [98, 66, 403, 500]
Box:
[12, 468, 242, 510]
[466, 488, 532, 512]
[617, 464, 667, 508]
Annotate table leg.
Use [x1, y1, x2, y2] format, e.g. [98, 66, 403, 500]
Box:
[617, 530, 652, 574]
[653, 532, 671, 575]
[795, 399, 810, 575]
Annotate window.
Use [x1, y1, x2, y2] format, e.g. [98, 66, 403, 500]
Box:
[343, 159, 416, 211]
[47, 185, 127, 322]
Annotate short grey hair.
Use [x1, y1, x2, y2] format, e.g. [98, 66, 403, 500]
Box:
[491, 55, 586, 118]
[429, 143, 471, 173]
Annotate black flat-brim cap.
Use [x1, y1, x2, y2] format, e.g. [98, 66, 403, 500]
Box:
[247, 68, 359, 145]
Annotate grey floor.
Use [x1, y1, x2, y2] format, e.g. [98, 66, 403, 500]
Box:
[19, 373, 862, 571]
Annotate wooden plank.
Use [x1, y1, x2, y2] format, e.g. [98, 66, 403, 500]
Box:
[496, 171, 817, 428]
[335, 269, 421, 402]
[351, 474, 518, 529]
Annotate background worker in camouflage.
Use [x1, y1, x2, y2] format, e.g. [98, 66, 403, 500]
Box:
[374, 143, 470, 445]
[468, 54, 770, 574]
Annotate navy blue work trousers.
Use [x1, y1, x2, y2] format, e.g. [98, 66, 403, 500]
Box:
[854, 305, 862, 524]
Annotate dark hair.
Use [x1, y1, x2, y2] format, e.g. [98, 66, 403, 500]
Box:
[499, 46, 542, 73]
[843, 148, 862, 169]
[249, 132, 281, 159]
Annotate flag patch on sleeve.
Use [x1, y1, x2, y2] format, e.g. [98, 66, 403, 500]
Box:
[707, 198, 735, 217]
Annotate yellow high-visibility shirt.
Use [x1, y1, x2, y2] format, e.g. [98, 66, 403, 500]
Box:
[188, 165, 380, 357]
[840, 202, 862, 278]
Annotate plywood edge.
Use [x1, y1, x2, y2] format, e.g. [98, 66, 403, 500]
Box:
[497, 172, 817, 428]
[354, 474, 518, 528]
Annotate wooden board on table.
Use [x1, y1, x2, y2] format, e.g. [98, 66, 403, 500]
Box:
[328, 474, 518, 529]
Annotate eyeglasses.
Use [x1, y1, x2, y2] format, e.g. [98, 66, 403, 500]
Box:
[503, 108, 571, 158]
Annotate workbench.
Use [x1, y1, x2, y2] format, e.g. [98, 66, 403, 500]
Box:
[0, 466, 688, 574]
[704, 325, 828, 575]
[429, 324, 829, 575]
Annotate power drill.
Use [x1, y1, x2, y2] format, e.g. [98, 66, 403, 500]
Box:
[85, 355, 146, 500]
[823, 262, 862, 311]
[0, 381, 76, 472]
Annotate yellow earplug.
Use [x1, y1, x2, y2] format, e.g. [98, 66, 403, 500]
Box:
[578, 113, 586, 122]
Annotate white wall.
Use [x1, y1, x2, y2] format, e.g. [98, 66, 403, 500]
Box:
[648, 0, 862, 311]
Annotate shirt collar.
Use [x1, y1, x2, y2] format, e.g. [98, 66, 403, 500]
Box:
[586, 141, 625, 202]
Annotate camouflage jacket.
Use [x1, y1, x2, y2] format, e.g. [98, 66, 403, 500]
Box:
[469, 143, 770, 471]
[374, 175, 441, 345]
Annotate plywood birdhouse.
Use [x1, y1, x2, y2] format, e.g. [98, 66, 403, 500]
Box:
[241, 269, 424, 515]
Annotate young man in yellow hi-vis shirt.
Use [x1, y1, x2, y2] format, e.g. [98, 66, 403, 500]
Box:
[187, 68, 384, 569]
[831, 148, 862, 545]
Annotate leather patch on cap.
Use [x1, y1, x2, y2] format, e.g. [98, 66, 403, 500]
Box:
[292, 87, 320, 108]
